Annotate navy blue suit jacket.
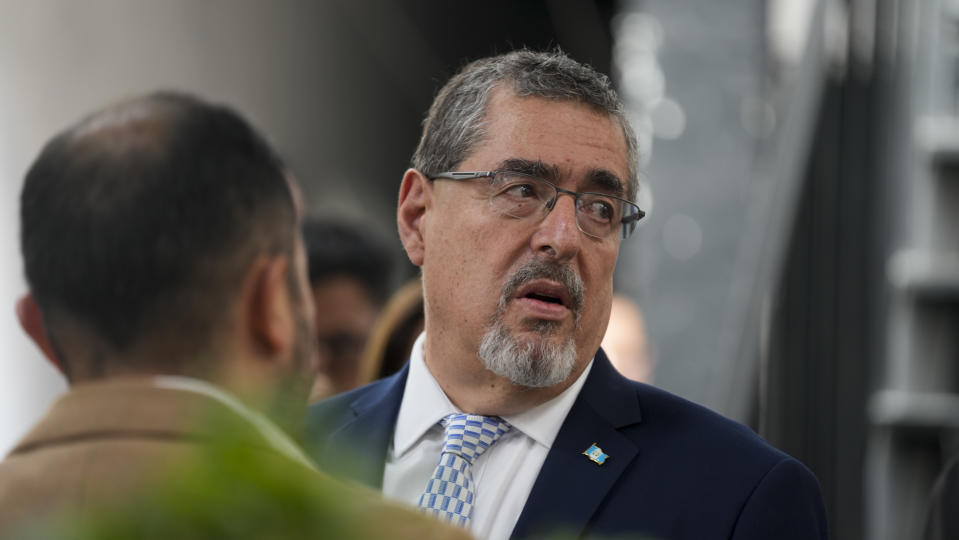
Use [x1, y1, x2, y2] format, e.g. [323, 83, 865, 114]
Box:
[306, 350, 827, 539]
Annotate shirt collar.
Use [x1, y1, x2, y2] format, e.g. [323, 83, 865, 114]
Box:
[392, 332, 593, 457]
[393, 333, 459, 457]
[502, 359, 592, 449]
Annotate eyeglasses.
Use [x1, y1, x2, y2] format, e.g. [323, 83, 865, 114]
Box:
[430, 170, 645, 239]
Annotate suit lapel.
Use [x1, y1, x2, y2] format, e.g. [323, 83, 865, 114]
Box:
[511, 350, 643, 539]
[322, 365, 409, 488]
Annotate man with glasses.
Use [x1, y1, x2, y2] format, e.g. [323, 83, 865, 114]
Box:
[307, 50, 827, 539]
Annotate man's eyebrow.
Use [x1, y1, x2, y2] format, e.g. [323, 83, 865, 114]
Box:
[495, 158, 626, 198]
[584, 169, 626, 198]
[496, 158, 560, 182]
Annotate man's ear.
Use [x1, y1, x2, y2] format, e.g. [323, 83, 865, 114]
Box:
[397, 168, 430, 266]
[245, 255, 295, 358]
[16, 294, 65, 375]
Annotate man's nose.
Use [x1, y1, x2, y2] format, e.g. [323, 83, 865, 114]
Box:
[531, 193, 582, 261]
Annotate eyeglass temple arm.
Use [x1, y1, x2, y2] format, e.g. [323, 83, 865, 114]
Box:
[429, 171, 495, 181]
[622, 209, 646, 224]
[619, 208, 646, 239]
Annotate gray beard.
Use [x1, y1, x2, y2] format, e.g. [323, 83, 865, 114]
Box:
[478, 319, 577, 388]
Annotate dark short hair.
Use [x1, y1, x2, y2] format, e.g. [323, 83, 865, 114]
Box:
[21, 91, 296, 364]
[302, 218, 394, 304]
[412, 49, 639, 202]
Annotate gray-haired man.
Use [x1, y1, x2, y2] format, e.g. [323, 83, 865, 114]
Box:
[308, 50, 828, 540]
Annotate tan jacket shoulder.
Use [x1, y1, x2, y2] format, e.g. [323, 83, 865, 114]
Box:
[0, 378, 470, 540]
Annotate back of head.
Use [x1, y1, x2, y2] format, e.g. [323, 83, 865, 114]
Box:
[21, 91, 296, 379]
[412, 49, 639, 201]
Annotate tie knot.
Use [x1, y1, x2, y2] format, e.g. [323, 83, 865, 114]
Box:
[441, 413, 511, 463]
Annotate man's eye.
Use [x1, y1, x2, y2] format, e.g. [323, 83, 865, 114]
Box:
[503, 183, 538, 198]
[581, 199, 615, 223]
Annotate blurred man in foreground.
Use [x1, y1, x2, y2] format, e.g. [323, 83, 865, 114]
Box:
[308, 50, 828, 539]
[0, 92, 468, 539]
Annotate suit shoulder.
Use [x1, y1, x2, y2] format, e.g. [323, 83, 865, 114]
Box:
[307, 380, 388, 430]
[304, 375, 401, 452]
[621, 382, 826, 536]
[307, 386, 362, 421]
[628, 381, 794, 467]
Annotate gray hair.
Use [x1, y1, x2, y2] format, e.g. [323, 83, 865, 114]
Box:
[412, 49, 639, 202]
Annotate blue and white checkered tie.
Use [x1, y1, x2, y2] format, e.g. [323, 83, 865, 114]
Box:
[416, 413, 511, 527]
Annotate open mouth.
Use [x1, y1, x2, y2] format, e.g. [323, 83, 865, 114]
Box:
[525, 292, 565, 306]
[499, 260, 584, 323]
[514, 280, 573, 314]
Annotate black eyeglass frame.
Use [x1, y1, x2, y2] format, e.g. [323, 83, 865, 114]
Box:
[429, 170, 645, 240]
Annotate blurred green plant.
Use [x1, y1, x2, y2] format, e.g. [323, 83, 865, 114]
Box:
[8, 411, 413, 540]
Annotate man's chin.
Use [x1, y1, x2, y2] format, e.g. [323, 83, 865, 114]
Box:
[511, 315, 573, 336]
[507, 322, 576, 353]
[479, 320, 579, 389]
[509, 333, 559, 356]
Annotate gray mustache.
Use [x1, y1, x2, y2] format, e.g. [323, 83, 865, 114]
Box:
[500, 259, 585, 316]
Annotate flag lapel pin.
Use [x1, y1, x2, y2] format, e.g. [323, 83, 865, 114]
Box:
[583, 443, 608, 465]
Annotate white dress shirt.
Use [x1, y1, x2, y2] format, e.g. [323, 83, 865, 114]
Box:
[382, 333, 593, 540]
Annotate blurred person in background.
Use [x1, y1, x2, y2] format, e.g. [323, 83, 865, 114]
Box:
[600, 293, 654, 383]
[0, 91, 468, 540]
[302, 217, 395, 400]
[307, 49, 827, 539]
